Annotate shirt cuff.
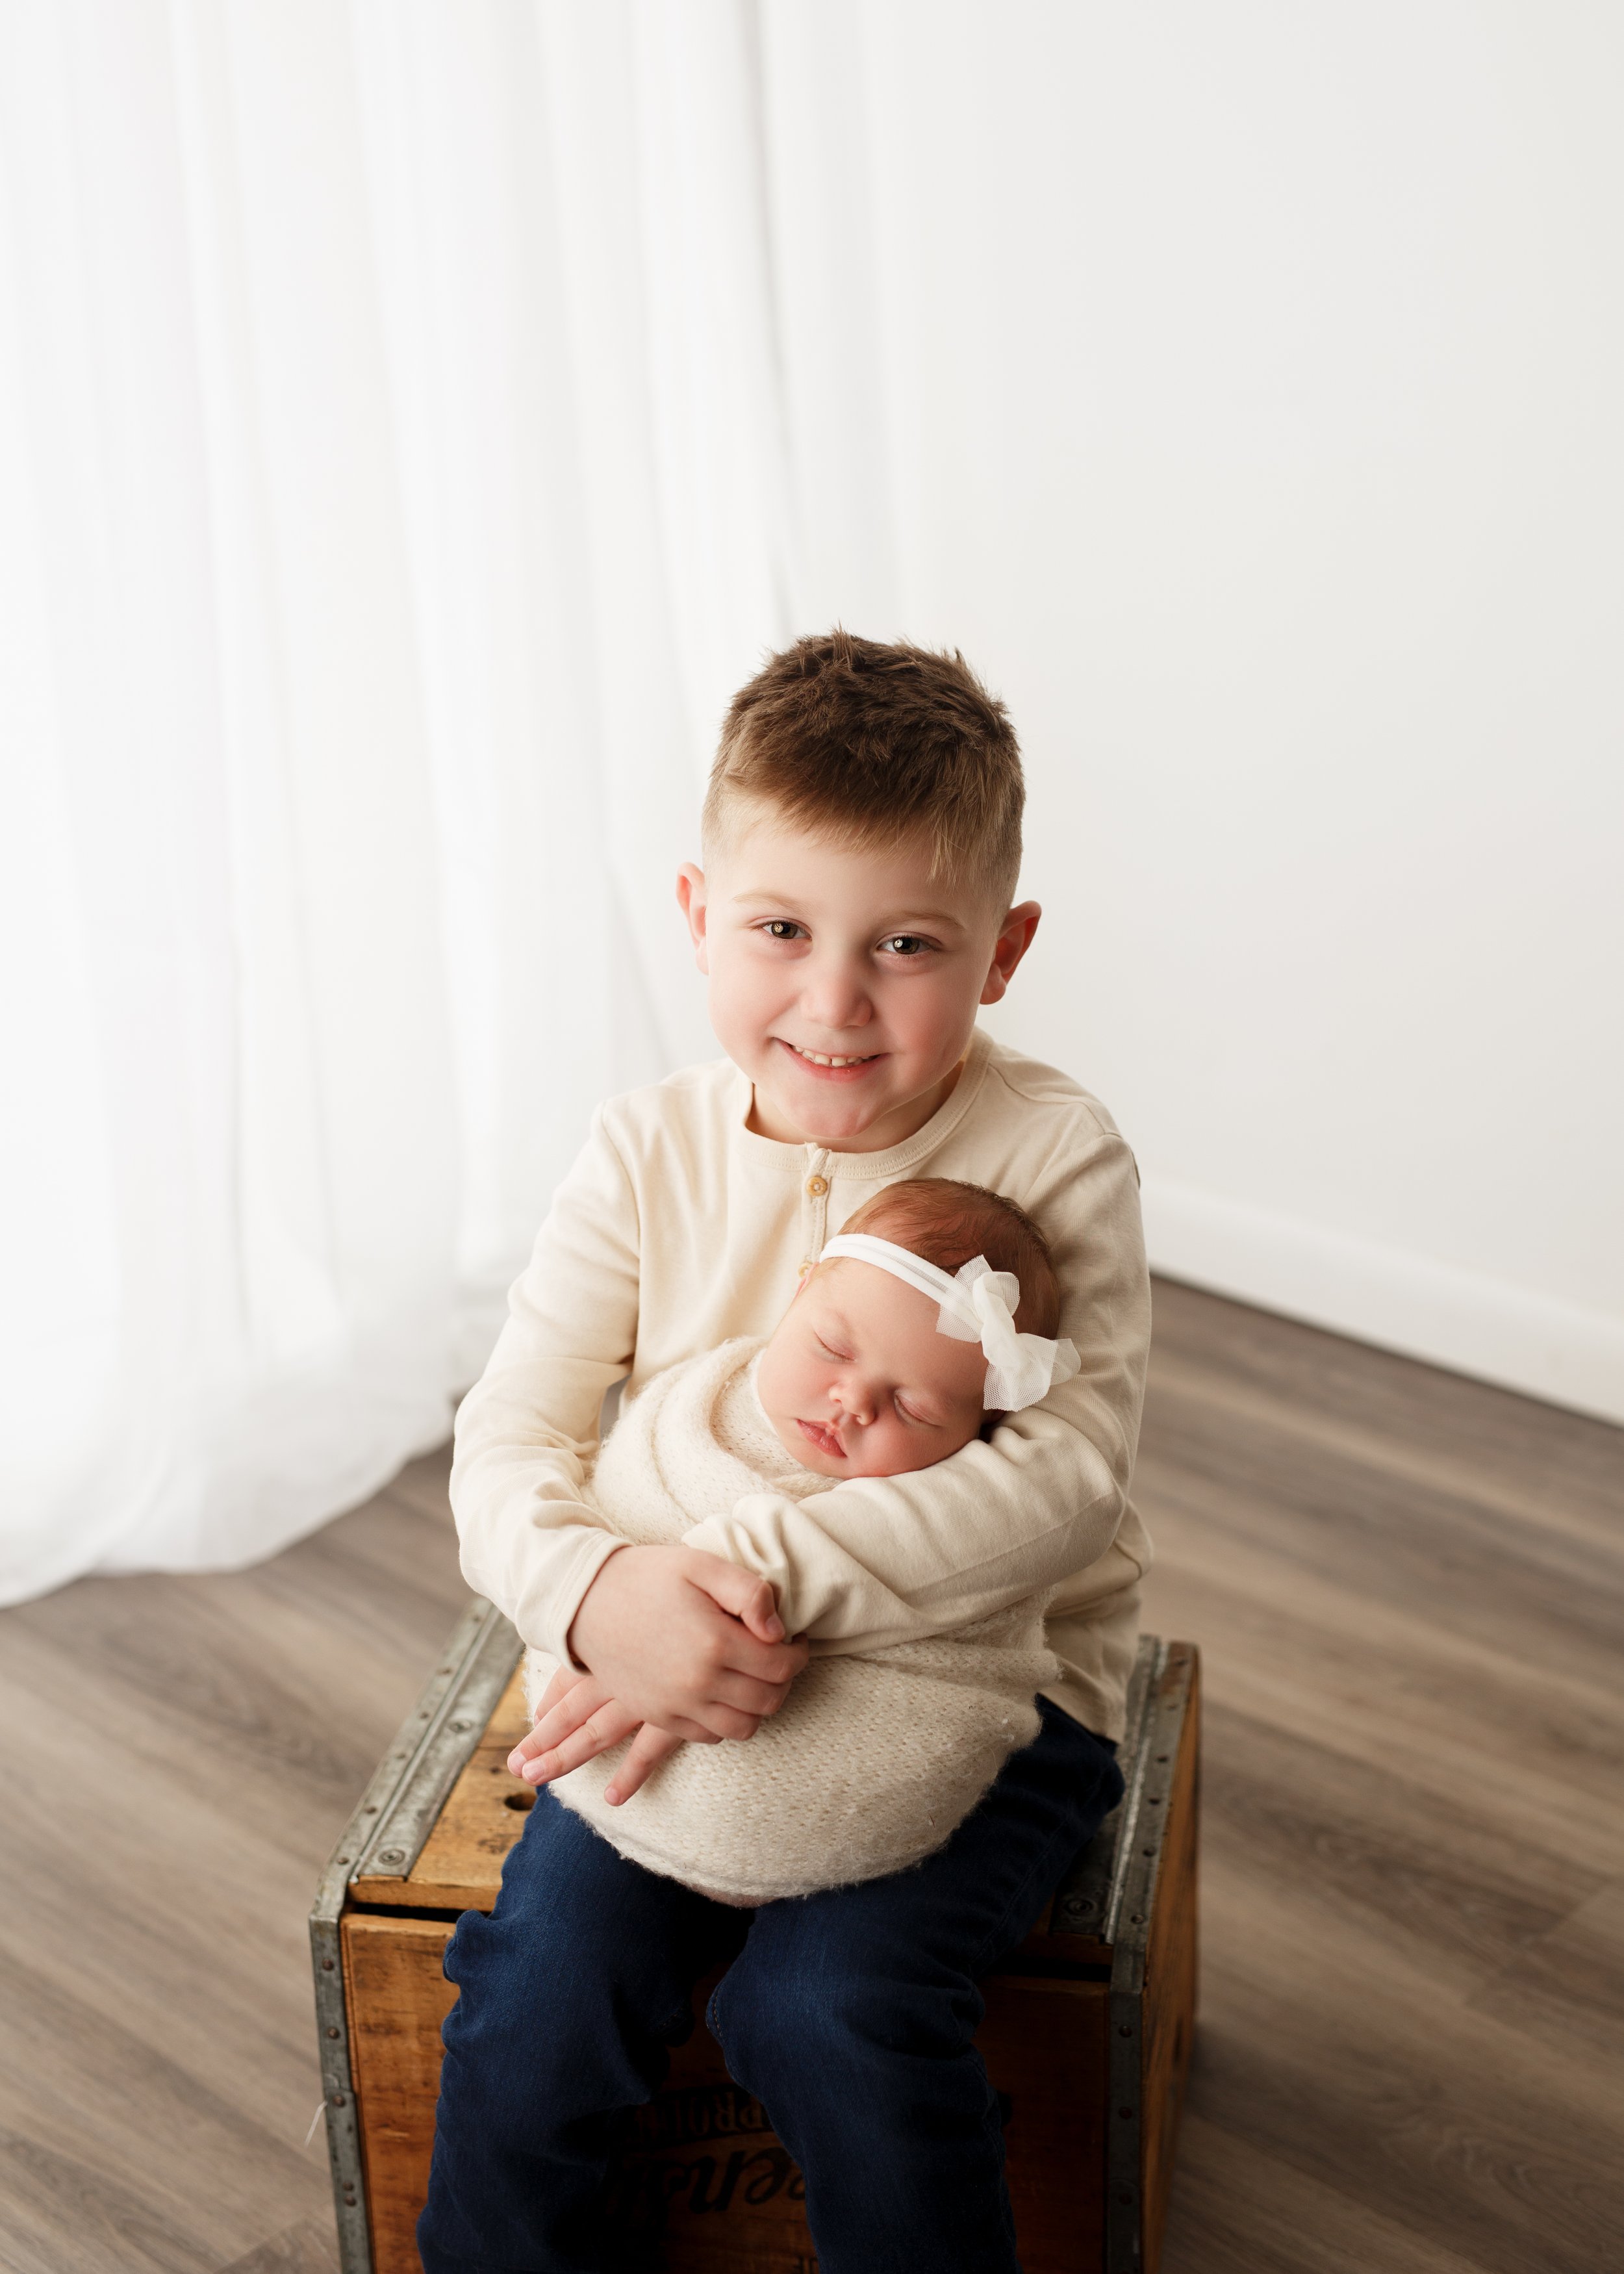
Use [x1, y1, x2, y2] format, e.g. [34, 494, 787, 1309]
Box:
[505, 1525, 629, 1668]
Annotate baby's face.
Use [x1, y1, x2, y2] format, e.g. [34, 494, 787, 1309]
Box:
[756, 1258, 989, 1479]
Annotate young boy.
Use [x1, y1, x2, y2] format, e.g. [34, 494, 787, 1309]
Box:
[420, 632, 1152, 2274]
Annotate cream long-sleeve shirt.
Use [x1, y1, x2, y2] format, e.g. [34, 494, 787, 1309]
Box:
[451, 1027, 1153, 1739]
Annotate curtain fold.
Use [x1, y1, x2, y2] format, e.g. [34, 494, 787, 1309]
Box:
[0, 0, 800, 1599]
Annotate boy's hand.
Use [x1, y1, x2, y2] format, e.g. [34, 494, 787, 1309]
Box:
[507, 1667, 683, 1804]
[567, 1544, 807, 1739]
[505, 1548, 806, 1804]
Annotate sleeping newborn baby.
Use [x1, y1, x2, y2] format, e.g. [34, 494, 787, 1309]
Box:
[514, 1177, 1080, 1904]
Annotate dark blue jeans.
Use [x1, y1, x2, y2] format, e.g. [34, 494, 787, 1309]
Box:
[418, 1699, 1122, 2274]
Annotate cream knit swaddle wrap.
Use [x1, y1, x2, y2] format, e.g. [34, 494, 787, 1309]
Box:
[527, 1339, 1058, 1904]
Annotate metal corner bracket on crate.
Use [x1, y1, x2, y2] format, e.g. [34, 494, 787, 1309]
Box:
[1103, 1638, 1185, 2274]
[309, 1595, 524, 2274]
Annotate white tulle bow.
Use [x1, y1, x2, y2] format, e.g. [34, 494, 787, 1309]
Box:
[816, 1235, 1082, 1412]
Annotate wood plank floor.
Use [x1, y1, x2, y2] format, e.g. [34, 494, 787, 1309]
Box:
[1140, 1285, 1624, 2274]
[0, 1279, 1619, 2273]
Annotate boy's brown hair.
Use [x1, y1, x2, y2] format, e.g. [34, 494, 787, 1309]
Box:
[835, 1178, 1061, 1341]
[704, 630, 1024, 905]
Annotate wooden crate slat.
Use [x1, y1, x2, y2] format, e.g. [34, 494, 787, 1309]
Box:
[342, 1914, 455, 2274]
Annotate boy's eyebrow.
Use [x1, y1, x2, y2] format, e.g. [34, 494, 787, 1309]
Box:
[729, 888, 970, 933]
[878, 908, 969, 933]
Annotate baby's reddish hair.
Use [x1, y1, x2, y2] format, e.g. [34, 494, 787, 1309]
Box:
[835, 1179, 1061, 1340]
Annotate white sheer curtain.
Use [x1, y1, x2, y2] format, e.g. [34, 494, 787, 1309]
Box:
[11, 0, 1614, 1602]
[0, 0, 803, 1599]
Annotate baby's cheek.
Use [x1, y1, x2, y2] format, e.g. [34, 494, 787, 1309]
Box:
[859, 1424, 941, 1479]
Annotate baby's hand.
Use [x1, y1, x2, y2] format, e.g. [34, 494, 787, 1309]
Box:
[507, 1667, 683, 1806]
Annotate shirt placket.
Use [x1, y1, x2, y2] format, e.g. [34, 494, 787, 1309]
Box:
[800, 1145, 832, 1273]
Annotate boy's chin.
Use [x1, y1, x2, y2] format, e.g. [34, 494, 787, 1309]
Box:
[752, 1063, 905, 1147]
[785, 1102, 887, 1147]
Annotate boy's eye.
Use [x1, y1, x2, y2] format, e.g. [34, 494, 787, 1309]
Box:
[761, 920, 807, 941]
[894, 1394, 935, 1425]
[815, 1336, 850, 1362]
[880, 934, 932, 958]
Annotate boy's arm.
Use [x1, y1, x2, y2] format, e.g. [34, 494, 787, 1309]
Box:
[450, 1106, 642, 1663]
[453, 1112, 802, 1731]
[683, 1134, 1150, 1650]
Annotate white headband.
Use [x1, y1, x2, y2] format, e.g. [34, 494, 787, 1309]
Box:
[817, 1233, 1082, 1412]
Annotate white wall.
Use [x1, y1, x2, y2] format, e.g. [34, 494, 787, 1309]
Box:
[760, 2, 1624, 1421]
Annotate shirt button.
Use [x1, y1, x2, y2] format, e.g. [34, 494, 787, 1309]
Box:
[806, 1175, 829, 1197]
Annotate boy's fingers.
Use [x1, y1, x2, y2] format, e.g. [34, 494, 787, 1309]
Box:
[520, 1702, 640, 1783]
[707, 1670, 800, 1718]
[533, 1665, 585, 1718]
[737, 1580, 785, 1643]
[717, 1630, 810, 1685]
[509, 1676, 615, 1770]
[604, 1726, 683, 1806]
[530, 1689, 610, 1749]
[509, 1720, 565, 1767]
[689, 1704, 765, 1744]
[507, 1680, 575, 1765]
[679, 1552, 786, 1641]
[529, 1699, 744, 1783]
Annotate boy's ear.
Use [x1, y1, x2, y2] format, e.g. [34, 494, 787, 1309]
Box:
[980, 900, 1041, 1006]
[676, 863, 709, 973]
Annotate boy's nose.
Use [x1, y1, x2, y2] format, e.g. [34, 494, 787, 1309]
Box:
[800, 956, 873, 1034]
[833, 1385, 874, 1427]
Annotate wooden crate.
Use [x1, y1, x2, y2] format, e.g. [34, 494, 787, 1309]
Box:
[312, 1605, 1199, 2274]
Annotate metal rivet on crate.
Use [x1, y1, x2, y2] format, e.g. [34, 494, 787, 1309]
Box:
[326, 2026, 340, 2039]
[1118, 2025, 1133, 2038]
[451, 1719, 473, 1733]
[330, 2092, 347, 2107]
[1147, 1796, 1162, 1806]
[378, 1847, 406, 1865]
[322, 1959, 335, 1971]
[1143, 1846, 1156, 1856]
[1130, 1913, 1145, 1925]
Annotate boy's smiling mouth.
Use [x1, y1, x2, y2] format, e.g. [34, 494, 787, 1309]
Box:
[778, 1040, 883, 1075]
[796, 1416, 846, 1458]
